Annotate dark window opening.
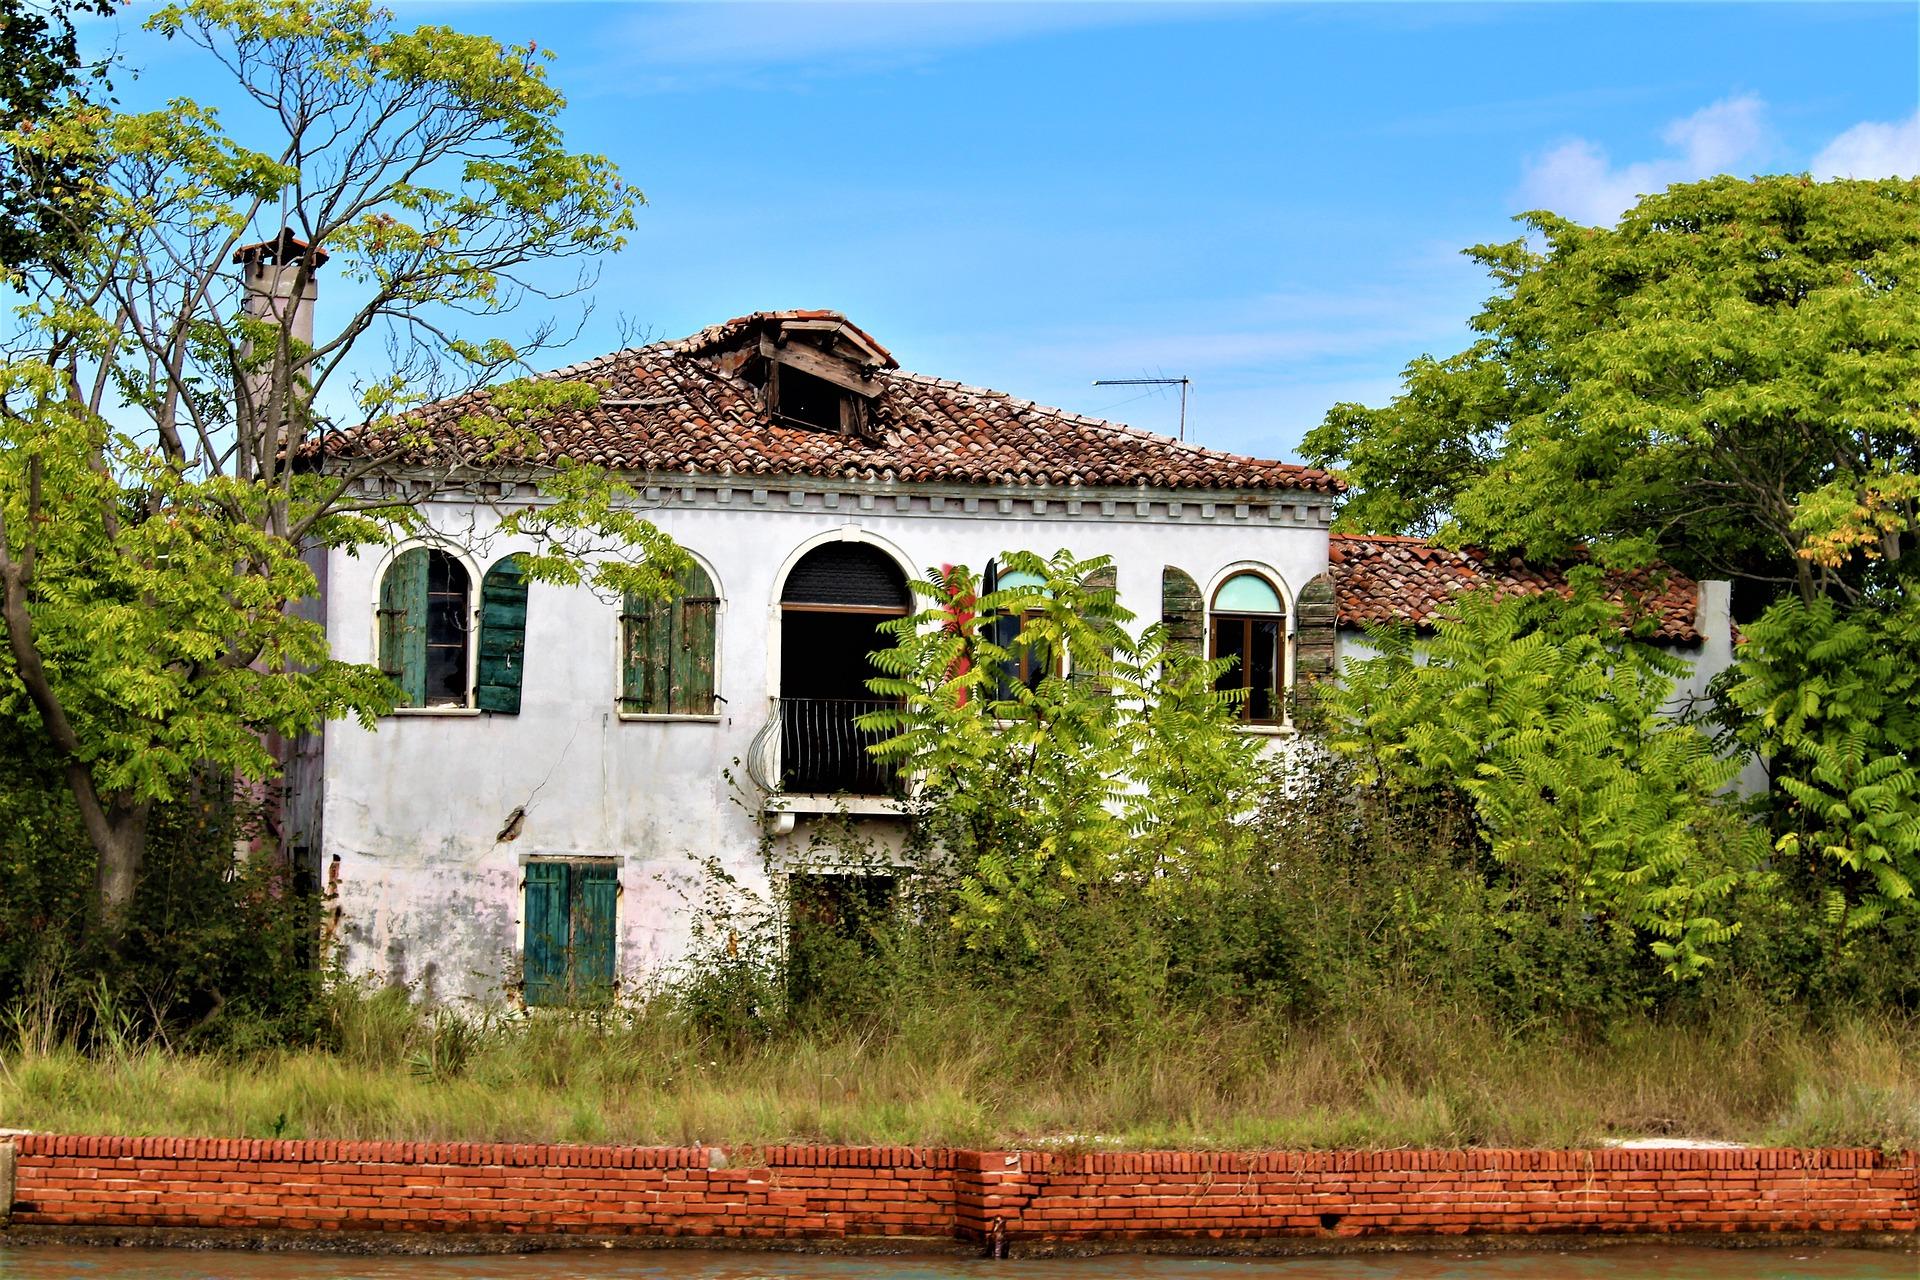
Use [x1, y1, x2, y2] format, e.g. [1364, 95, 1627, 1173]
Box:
[787, 872, 897, 1006]
[773, 363, 848, 433]
[1212, 614, 1283, 723]
[423, 551, 471, 706]
[778, 542, 909, 794]
[993, 608, 1057, 699]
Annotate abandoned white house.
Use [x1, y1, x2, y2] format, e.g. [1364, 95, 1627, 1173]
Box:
[283, 306, 1735, 1004]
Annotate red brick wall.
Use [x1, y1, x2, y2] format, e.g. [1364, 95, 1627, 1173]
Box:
[6, 1136, 1914, 1243]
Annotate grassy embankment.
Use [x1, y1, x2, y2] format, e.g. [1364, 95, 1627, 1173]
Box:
[3, 989, 1915, 1152]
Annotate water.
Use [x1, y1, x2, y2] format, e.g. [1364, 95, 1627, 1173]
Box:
[0, 1246, 1912, 1280]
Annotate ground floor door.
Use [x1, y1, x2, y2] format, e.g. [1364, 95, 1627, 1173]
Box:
[523, 860, 617, 1005]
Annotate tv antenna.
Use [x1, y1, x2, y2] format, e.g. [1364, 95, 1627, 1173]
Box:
[1093, 377, 1191, 440]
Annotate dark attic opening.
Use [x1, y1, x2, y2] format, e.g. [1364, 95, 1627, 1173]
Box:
[772, 363, 848, 434]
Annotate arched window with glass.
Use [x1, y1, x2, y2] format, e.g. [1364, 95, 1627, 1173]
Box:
[984, 561, 1055, 698]
[1209, 571, 1286, 725]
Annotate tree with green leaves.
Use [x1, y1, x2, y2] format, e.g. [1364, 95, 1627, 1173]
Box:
[1304, 175, 1920, 605]
[0, 0, 680, 941]
[1307, 173, 1920, 942]
[861, 549, 1270, 956]
[1327, 587, 1769, 979]
[0, 0, 117, 269]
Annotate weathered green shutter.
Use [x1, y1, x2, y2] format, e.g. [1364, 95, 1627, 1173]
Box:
[571, 862, 619, 998]
[619, 592, 653, 712]
[1078, 562, 1118, 693]
[1292, 572, 1338, 721]
[1161, 566, 1204, 658]
[476, 556, 529, 714]
[377, 548, 429, 707]
[673, 562, 719, 715]
[621, 562, 718, 715]
[523, 861, 569, 1007]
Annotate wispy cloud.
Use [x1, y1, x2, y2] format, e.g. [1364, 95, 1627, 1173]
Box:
[1516, 93, 1769, 225]
[1812, 110, 1920, 179]
[583, 2, 1209, 93]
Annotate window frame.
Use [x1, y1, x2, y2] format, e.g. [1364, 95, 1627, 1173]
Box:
[375, 544, 483, 717]
[1207, 568, 1292, 729]
[617, 553, 725, 722]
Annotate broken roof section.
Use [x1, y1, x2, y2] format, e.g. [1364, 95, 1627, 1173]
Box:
[1329, 533, 1703, 644]
[317, 310, 1343, 494]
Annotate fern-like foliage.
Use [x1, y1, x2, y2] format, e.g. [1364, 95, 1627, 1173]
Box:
[1724, 592, 1920, 934]
[859, 549, 1268, 955]
[1325, 582, 1769, 979]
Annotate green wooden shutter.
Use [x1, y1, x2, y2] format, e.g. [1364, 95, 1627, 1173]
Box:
[571, 862, 619, 999]
[622, 562, 718, 715]
[673, 562, 718, 715]
[1292, 572, 1338, 722]
[377, 548, 429, 707]
[523, 861, 569, 1007]
[1078, 562, 1118, 693]
[1161, 566, 1204, 658]
[476, 556, 529, 715]
[619, 591, 653, 712]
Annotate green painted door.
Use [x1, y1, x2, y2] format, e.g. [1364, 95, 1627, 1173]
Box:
[571, 862, 618, 999]
[522, 861, 570, 1007]
[522, 860, 619, 1006]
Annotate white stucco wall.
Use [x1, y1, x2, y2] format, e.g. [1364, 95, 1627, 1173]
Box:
[310, 480, 1332, 1003]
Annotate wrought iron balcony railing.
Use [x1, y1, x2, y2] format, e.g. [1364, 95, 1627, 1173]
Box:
[747, 697, 900, 797]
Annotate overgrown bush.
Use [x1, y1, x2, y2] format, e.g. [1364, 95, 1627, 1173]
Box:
[0, 721, 325, 1051]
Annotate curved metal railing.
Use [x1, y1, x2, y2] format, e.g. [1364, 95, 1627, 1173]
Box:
[748, 697, 899, 797]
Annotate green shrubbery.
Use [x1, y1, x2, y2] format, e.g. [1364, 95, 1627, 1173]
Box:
[3, 555, 1917, 1149]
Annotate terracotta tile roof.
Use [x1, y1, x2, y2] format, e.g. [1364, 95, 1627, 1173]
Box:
[1329, 533, 1702, 643]
[317, 313, 1341, 495]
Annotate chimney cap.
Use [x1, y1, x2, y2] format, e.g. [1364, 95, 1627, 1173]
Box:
[232, 226, 329, 269]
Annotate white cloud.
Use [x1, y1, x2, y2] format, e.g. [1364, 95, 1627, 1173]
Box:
[1517, 94, 1768, 225]
[1812, 111, 1920, 179]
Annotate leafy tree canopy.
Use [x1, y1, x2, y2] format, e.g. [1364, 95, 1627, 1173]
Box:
[0, 0, 116, 268]
[1303, 176, 1920, 608]
[0, 0, 677, 936]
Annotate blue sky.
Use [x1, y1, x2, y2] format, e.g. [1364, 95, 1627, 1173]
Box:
[87, 2, 1920, 461]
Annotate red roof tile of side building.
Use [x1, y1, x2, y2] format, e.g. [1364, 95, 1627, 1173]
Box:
[314, 313, 1343, 495]
[1329, 532, 1703, 644]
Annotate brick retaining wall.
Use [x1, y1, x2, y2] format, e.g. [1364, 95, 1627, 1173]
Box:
[4, 1136, 1915, 1245]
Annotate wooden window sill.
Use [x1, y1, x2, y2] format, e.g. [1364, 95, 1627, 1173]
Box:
[616, 712, 723, 723]
[391, 706, 482, 718]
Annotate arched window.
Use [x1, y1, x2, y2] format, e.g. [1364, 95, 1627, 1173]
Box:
[621, 559, 720, 716]
[378, 548, 473, 708]
[984, 561, 1055, 697]
[1210, 571, 1286, 724]
[777, 541, 909, 794]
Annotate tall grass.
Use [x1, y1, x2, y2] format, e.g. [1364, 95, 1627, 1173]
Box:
[3, 983, 1915, 1151]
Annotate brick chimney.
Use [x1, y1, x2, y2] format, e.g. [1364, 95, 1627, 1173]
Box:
[231, 226, 328, 430]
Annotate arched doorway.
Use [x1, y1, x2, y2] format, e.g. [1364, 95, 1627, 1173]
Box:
[778, 542, 911, 794]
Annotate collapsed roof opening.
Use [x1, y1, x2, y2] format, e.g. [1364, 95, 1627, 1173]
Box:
[772, 363, 848, 434]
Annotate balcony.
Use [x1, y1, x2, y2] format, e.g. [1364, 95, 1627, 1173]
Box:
[748, 697, 901, 803]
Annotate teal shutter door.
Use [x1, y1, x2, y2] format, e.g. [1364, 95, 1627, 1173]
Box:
[477, 555, 529, 714]
[523, 861, 570, 1007]
[378, 548, 429, 707]
[571, 862, 619, 998]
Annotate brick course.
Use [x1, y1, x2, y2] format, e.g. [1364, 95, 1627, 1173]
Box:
[5, 1136, 1914, 1244]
